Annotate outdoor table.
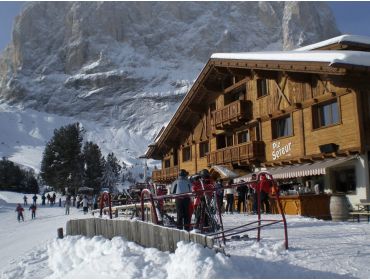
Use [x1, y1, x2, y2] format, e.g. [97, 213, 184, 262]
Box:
[350, 202, 370, 222]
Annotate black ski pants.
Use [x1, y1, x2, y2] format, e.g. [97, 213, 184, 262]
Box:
[175, 197, 191, 231]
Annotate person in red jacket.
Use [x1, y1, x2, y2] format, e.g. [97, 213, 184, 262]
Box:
[257, 173, 272, 213]
[15, 203, 24, 222]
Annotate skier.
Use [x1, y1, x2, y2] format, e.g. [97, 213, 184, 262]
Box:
[32, 194, 38, 205]
[72, 195, 76, 207]
[41, 193, 46, 206]
[170, 169, 192, 231]
[82, 195, 88, 214]
[46, 193, 51, 205]
[65, 195, 71, 215]
[52, 193, 56, 205]
[29, 204, 37, 219]
[23, 195, 28, 206]
[15, 204, 24, 222]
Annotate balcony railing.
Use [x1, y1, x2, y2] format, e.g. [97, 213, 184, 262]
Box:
[207, 141, 265, 166]
[212, 100, 252, 129]
[151, 166, 179, 182]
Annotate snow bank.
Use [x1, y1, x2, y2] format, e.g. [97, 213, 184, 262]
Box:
[47, 236, 246, 279]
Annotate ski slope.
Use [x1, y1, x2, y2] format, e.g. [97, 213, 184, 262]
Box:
[1, 191, 370, 278]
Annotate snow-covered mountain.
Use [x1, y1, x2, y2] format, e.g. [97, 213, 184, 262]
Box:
[0, 2, 340, 171]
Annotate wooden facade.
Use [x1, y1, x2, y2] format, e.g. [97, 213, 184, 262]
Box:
[146, 38, 370, 193]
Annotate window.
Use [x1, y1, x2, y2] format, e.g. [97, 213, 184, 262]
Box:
[257, 79, 268, 98]
[313, 99, 340, 129]
[164, 159, 170, 168]
[182, 146, 191, 162]
[238, 130, 250, 144]
[226, 135, 233, 147]
[216, 134, 233, 149]
[224, 87, 245, 106]
[272, 115, 292, 139]
[332, 166, 356, 194]
[199, 141, 209, 158]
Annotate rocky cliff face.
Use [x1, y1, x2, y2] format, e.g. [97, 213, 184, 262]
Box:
[0, 2, 340, 162]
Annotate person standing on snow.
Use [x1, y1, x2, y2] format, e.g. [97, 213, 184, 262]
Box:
[248, 174, 258, 214]
[23, 195, 28, 206]
[29, 204, 37, 219]
[237, 180, 247, 213]
[215, 179, 224, 212]
[32, 194, 38, 205]
[82, 195, 89, 214]
[65, 194, 71, 215]
[225, 179, 235, 214]
[15, 204, 25, 222]
[41, 193, 46, 206]
[171, 169, 192, 231]
[257, 173, 272, 213]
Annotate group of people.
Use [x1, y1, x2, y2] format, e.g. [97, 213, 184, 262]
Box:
[171, 169, 274, 231]
[223, 173, 272, 214]
[17, 194, 39, 222]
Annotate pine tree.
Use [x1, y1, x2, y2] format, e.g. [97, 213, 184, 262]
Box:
[83, 141, 104, 194]
[40, 123, 84, 194]
[101, 152, 121, 193]
[0, 157, 38, 193]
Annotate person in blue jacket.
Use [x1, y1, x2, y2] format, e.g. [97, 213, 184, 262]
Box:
[171, 169, 192, 231]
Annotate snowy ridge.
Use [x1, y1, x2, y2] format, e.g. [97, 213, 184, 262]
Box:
[0, 2, 340, 171]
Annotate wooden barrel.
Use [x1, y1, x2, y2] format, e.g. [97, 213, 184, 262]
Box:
[330, 194, 349, 221]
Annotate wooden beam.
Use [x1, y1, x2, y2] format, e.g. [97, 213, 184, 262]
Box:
[187, 104, 207, 114]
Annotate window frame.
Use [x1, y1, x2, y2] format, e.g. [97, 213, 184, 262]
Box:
[164, 159, 171, 168]
[199, 141, 209, 158]
[237, 130, 250, 144]
[257, 79, 269, 98]
[312, 98, 341, 129]
[182, 146, 192, 162]
[272, 114, 293, 140]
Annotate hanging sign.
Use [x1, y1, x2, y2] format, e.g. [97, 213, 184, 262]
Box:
[272, 141, 292, 160]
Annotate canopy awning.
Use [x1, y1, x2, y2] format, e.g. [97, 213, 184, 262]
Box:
[210, 165, 239, 179]
[236, 155, 358, 182]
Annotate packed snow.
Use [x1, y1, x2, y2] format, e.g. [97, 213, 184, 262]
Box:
[0, 103, 152, 174]
[211, 50, 370, 68]
[1, 191, 370, 278]
[296, 34, 370, 51]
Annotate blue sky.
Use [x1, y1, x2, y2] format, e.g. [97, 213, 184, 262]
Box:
[1, 2, 370, 51]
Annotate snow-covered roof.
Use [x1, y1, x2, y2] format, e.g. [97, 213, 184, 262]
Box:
[295, 34, 370, 51]
[211, 50, 370, 68]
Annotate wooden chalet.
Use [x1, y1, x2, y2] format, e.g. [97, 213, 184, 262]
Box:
[145, 35, 370, 205]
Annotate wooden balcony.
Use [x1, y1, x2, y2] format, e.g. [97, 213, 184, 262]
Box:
[151, 166, 179, 183]
[207, 141, 265, 166]
[213, 100, 252, 129]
